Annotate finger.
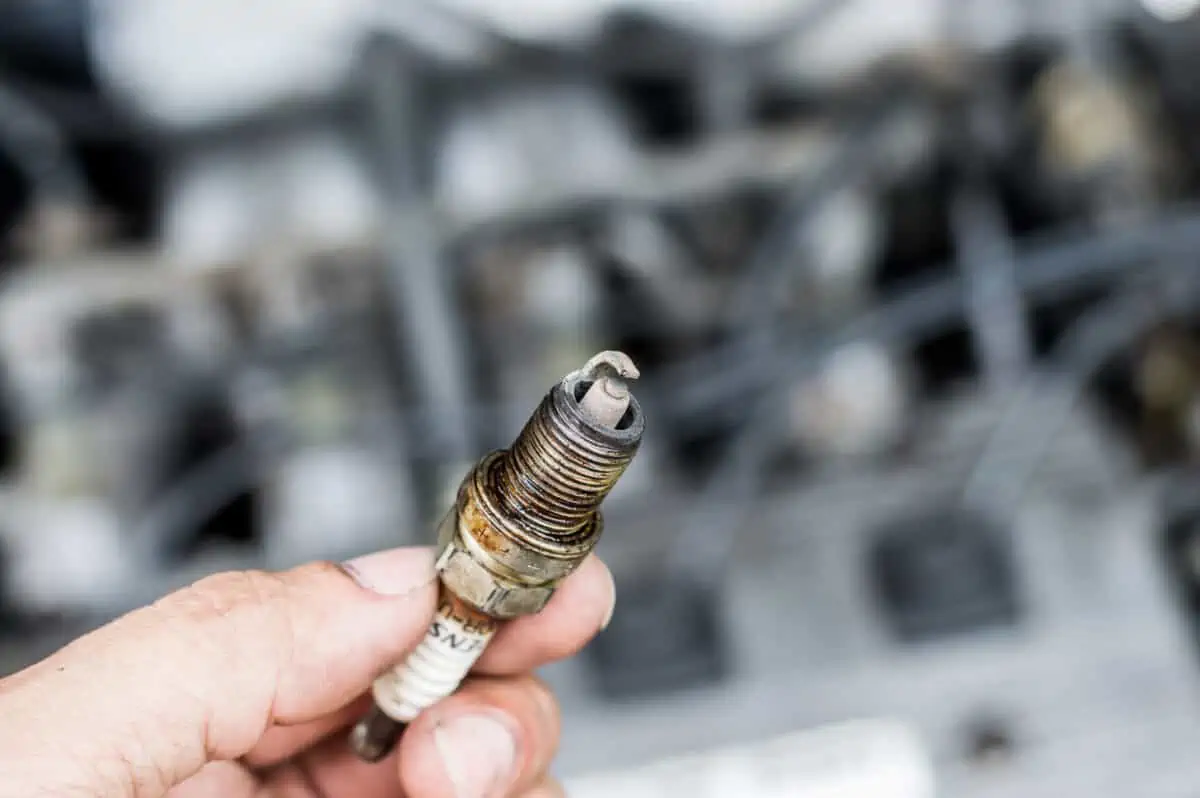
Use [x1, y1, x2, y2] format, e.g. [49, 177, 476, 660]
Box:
[257, 674, 560, 798]
[474, 555, 615, 675]
[167, 762, 257, 798]
[264, 736, 404, 798]
[399, 675, 560, 798]
[242, 694, 373, 769]
[518, 776, 567, 798]
[0, 548, 437, 797]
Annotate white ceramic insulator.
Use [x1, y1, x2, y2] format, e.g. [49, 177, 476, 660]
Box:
[372, 604, 498, 722]
[579, 376, 630, 428]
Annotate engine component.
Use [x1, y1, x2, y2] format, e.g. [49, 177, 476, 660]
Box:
[0, 261, 229, 611]
[869, 508, 1020, 642]
[90, 0, 374, 128]
[1030, 61, 1172, 223]
[587, 573, 727, 699]
[349, 350, 645, 762]
[1132, 326, 1200, 465]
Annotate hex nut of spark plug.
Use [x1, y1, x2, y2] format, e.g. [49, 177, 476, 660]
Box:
[434, 537, 557, 618]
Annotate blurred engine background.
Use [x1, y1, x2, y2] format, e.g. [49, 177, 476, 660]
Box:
[8, 0, 1200, 794]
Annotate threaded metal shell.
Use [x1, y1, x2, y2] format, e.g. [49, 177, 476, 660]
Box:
[491, 380, 643, 545]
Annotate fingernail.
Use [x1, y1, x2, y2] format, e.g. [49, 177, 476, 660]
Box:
[600, 566, 617, 631]
[433, 713, 518, 798]
[342, 548, 436, 596]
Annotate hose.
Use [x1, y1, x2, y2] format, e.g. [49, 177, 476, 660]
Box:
[656, 207, 1200, 429]
[128, 442, 257, 566]
[662, 212, 1200, 584]
[960, 273, 1200, 515]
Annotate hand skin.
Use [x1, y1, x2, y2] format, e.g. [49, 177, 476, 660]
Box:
[0, 547, 616, 798]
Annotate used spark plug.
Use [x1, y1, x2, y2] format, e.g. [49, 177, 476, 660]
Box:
[350, 351, 645, 762]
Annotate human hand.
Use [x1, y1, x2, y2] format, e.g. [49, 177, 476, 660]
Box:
[0, 547, 616, 797]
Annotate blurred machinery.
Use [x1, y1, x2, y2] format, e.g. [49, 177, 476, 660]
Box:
[7, 0, 1200, 795]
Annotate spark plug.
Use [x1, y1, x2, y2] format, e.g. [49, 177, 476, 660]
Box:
[350, 351, 645, 762]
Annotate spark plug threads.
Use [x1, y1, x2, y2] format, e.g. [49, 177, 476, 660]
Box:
[350, 351, 644, 762]
[490, 359, 641, 546]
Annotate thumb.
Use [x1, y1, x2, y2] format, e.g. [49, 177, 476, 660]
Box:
[0, 548, 437, 798]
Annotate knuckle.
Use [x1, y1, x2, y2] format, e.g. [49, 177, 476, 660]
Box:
[152, 569, 297, 667]
[514, 675, 561, 781]
[293, 559, 349, 586]
[529, 777, 568, 798]
[527, 675, 560, 728]
[163, 570, 287, 624]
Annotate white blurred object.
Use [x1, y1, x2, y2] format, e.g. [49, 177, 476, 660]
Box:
[163, 128, 382, 270]
[3, 497, 133, 612]
[162, 148, 262, 269]
[91, 0, 374, 127]
[568, 719, 935, 798]
[521, 247, 602, 337]
[809, 188, 879, 288]
[92, 0, 1131, 128]
[92, 0, 844, 107]
[0, 276, 93, 413]
[437, 84, 637, 224]
[276, 129, 383, 252]
[1142, 0, 1200, 22]
[263, 447, 410, 568]
[801, 185, 882, 316]
[789, 342, 910, 459]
